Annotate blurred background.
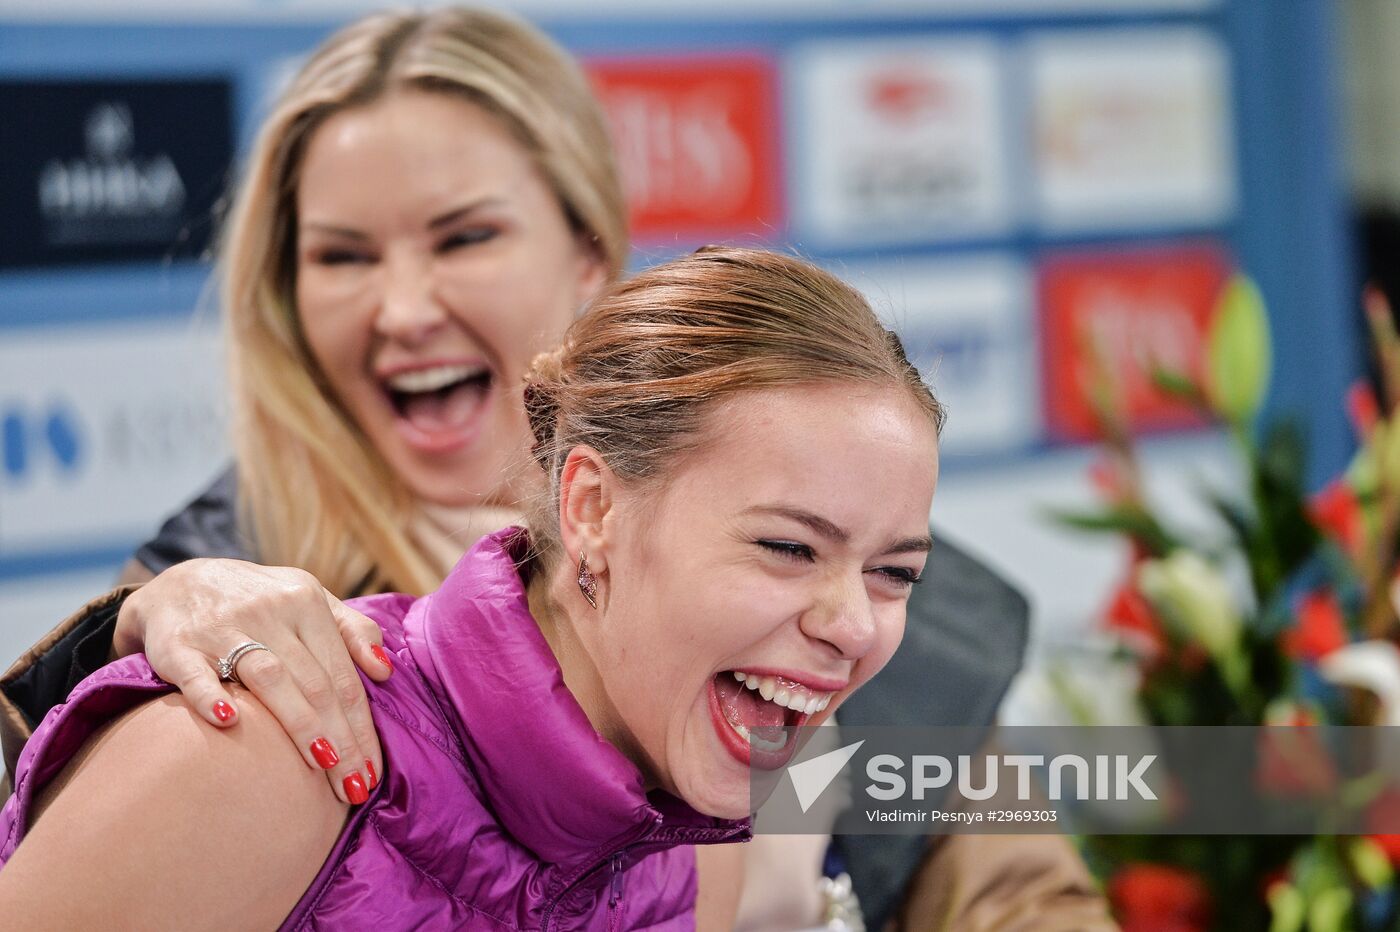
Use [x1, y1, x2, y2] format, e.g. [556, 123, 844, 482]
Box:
[0, 0, 1376, 709]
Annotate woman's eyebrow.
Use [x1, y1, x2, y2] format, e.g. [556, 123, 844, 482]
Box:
[883, 535, 934, 556]
[742, 505, 849, 543]
[299, 197, 508, 239]
[741, 505, 932, 555]
[428, 196, 507, 230]
[301, 221, 369, 240]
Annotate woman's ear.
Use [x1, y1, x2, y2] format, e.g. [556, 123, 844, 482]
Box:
[557, 445, 615, 580]
[572, 235, 609, 311]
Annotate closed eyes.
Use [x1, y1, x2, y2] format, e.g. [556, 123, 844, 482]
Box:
[755, 539, 922, 588]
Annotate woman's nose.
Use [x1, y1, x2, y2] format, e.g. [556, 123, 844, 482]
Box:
[800, 575, 879, 661]
[373, 249, 447, 345]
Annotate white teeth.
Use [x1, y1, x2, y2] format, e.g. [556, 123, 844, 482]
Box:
[385, 364, 485, 394]
[729, 671, 835, 716]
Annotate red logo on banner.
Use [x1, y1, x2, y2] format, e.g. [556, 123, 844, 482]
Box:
[866, 70, 952, 123]
[586, 55, 783, 242]
[1039, 245, 1232, 441]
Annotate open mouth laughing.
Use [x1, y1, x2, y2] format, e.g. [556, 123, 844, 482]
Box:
[709, 669, 843, 770]
[380, 361, 494, 453]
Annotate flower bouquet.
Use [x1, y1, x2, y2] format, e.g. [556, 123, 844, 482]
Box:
[1052, 279, 1400, 931]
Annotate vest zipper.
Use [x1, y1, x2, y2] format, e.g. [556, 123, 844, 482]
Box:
[540, 815, 658, 932]
[607, 853, 626, 932]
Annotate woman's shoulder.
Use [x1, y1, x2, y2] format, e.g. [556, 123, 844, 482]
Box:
[352, 601, 477, 777]
[0, 681, 345, 929]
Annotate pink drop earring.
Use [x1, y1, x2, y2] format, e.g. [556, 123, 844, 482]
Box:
[577, 552, 598, 609]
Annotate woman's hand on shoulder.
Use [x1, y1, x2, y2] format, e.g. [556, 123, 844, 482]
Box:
[112, 558, 390, 805]
[0, 690, 347, 931]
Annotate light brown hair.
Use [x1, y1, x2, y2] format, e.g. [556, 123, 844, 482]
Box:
[522, 246, 944, 561]
[221, 7, 627, 595]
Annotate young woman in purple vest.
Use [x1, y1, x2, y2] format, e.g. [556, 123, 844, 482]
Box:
[0, 246, 942, 929]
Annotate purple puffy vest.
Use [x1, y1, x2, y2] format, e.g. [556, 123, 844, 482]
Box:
[0, 528, 749, 929]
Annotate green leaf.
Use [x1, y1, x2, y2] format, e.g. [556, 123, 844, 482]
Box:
[1207, 274, 1273, 425]
[1150, 365, 1205, 405]
[1306, 887, 1353, 932]
[1250, 419, 1321, 597]
[1349, 836, 1394, 891]
[1042, 505, 1178, 556]
[1383, 417, 1400, 491]
[1202, 485, 1254, 547]
[1266, 882, 1305, 932]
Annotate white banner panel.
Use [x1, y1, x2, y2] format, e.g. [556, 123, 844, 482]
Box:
[1027, 27, 1237, 232]
[0, 318, 228, 555]
[790, 37, 1013, 247]
[838, 255, 1038, 456]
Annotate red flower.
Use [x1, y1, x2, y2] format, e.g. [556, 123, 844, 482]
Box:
[1308, 481, 1364, 557]
[1258, 866, 1289, 901]
[1108, 863, 1211, 932]
[1105, 580, 1163, 655]
[1366, 787, 1400, 863]
[1347, 380, 1382, 438]
[1371, 834, 1400, 865]
[1282, 590, 1349, 662]
[1255, 719, 1339, 798]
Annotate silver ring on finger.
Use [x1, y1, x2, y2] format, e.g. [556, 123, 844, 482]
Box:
[217, 641, 272, 688]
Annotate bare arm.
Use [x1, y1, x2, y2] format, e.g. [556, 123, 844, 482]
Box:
[110, 559, 389, 805]
[0, 689, 347, 930]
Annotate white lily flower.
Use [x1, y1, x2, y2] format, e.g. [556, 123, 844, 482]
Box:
[1138, 550, 1242, 662]
[1318, 640, 1400, 727]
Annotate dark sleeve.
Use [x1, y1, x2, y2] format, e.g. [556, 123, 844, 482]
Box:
[0, 584, 140, 779]
[0, 466, 249, 782]
[831, 529, 1031, 931]
[133, 466, 252, 574]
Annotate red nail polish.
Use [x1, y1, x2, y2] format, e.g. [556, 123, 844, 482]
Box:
[212, 700, 235, 723]
[365, 759, 378, 789]
[310, 737, 339, 769]
[344, 772, 369, 804]
[371, 644, 393, 672]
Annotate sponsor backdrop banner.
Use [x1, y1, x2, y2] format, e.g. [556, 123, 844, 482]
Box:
[0, 4, 1356, 668]
[0, 79, 233, 269]
[0, 1, 1223, 19]
[0, 321, 228, 556]
[839, 256, 1037, 455]
[588, 55, 784, 244]
[1038, 243, 1231, 441]
[790, 38, 1013, 248]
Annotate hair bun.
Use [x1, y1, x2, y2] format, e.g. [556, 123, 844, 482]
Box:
[522, 348, 566, 470]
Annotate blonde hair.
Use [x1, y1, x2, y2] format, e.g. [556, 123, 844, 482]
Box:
[221, 7, 628, 595]
[522, 246, 944, 564]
